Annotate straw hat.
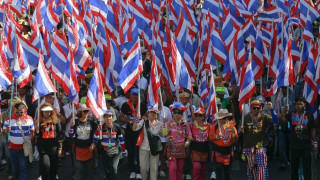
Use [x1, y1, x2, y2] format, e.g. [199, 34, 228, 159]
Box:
[214, 109, 232, 120]
[78, 103, 89, 111]
[214, 76, 226, 87]
[41, 105, 54, 111]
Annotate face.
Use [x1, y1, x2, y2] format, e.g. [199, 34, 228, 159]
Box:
[195, 113, 204, 121]
[295, 101, 305, 111]
[42, 111, 52, 118]
[130, 93, 138, 104]
[45, 95, 55, 105]
[219, 117, 228, 124]
[17, 87, 27, 96]
[172, 109, 183, 120]
[148, 111, 158, 120]
[251, 106, 261, 114]
[81, 110, 90, 119]
[15, 109, 25, 118]
[180, 97, 189, 105]
[104, 114, 113, 127]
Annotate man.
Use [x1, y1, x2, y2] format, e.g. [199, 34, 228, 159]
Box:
[240, 100, 278, 180]
[17, 85, 37, 119]
[119, 88, 147, 180]
[3, 99, 34, 180]
[279, 97, 318, 180]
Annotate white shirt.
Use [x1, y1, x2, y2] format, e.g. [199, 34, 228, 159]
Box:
[139, 77, 148, 91]
[114, 96, 128, 109]
[159, 106, 172, 142]
[64, 103, 76, 137]
[134, 119, 162, 151]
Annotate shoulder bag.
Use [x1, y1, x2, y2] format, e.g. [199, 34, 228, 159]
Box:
[145, 120, 163, 155]
[17, 120, 33, 163]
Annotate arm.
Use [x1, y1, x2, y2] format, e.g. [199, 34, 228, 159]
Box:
[278, 104, 289, 123]
[68, 121, 76, 138]
[119, 112, 131, 124]
[270, 109, 279, 124]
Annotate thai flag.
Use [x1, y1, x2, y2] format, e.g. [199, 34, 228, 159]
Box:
[199, 72, 209, 108]
[269, 37, 295, 96]
[221, 10, 239, 50]
[41, 0, 60, 32]
[201, 0, 220, 22]
[86, 60, 107, 118]
[172, 37, 193, 92]
[169, 0, 197, 27]
[206, 66, 217, 118]
[16, 32, 39, 71]
[300, 0, 319, 27]
[7, 0, 22, 8]
[32, 52, 57, 103]
[303, 41, 318, 107]
[242, 16, 256, 47]
[291, 40, 300, 61]
[235, 30, 246, 65]
[0, 43, 12, 91]
[211, 26, 227, 65]
[242, 0, 259, 12]
[49, 33, 68, 85]
[238, 54, 256, 113]
[147, 52, 160, 107]
[88, 0, 108, 17]
[106, 32, 123, 82]
[269, 24, 280, 77]
[62, 49, 79, 104]
[252, 27, 264, 81]
[298, 40, 310, 77]
[302, 13, 314, 42]
[117, 39, 143, 93]
[93, 37, 107, 90]
[260, 25, 272, 48]
[12, 37, 33, 88]
[276, 0, 289, 15]
[106, 1, 120, 42]
[257, 6, 281, 23]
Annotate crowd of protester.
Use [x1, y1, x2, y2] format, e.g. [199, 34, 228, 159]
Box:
[0, 59, 319, 180]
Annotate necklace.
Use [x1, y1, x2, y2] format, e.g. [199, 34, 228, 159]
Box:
[105, 126, 114, 148]
[78, 121, 88, 135]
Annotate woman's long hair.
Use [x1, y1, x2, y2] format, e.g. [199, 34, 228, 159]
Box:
[39, 103, 58, 124]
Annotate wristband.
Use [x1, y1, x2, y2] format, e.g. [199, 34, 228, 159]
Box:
[313, 142, 318, 147]
[135, 119, 140, 123]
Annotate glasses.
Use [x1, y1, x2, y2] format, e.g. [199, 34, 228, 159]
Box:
[106, 100, 113, 103]
[16, 111, 24, 114]
[252, 107, 261, 111]
[195, 114, 204, 117]
[173, 111, 183, 115]
[83, 110, 90, 113]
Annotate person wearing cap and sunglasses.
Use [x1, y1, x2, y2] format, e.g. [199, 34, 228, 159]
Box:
[132, 105, 162, 180]
[240, 100, 277, 180]
[93, 110, 126, 180]
[35, 103, 63, 180]
[209, 109, 238, 180]
[69, 103, 97, 180]
[164, 102, 188, 180]
[3, 99, 34, 180]
[186, 108, 210, 180]
[279, 97, 317, 180]
[119, 87, 147, 180]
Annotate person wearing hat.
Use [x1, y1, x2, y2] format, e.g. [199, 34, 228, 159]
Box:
[3, 99, 34, 180]
[35, 103, 63, 180]
[240, 100, 276, 180]
[132, 105, 162, 180]
[69, 103, 97, 180]
[216, 86, 231, 110]
[105, 94, 118, 122]
[17, 85, 37, 119]
[18, 14, 31, 40]
[40, 93, 66, 124]
[165, 102, 188, 180]
[93, 110, 126, 180]
[279, 97, 318, 180]
[186, 108, 210, 180]
[209, 109, 238, 180]
[119, 87, 147, 180]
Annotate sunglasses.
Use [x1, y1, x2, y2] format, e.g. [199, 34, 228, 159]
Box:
[195, 114, 204, 117]
[83, 110, 90, 113]
[16, 111, 24, 114]
[106, 100, 113, 103]
[252, 107, 261, 111]
[173, 111, 183, 115]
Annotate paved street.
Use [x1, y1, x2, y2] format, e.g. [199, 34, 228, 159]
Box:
[0, 154, 319, 180]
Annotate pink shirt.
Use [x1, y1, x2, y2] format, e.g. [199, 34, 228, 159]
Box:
[167, 120, 187, 143]
[187, 123, 209, 142]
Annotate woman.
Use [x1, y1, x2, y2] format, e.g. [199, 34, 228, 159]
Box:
[69, 103, 97, 180]
[133, 106, 162, 180]
[165, 102, 188, 180]
[35, 103, 63, 180]
[186, 108, 210, 180]
[93, 110, 126, 180]
[209, 109, 238, 180]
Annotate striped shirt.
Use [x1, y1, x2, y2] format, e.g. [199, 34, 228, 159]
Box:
[3, 114, 34, 149]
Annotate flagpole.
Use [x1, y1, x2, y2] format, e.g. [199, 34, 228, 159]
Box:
[210, 65, 221, 134]
[137, 38, 141, 119]
[37, 99, 40, 133]
[7, 32, 17, 142]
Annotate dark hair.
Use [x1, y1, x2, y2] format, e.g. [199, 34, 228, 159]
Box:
[295, 96, 307, 103]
